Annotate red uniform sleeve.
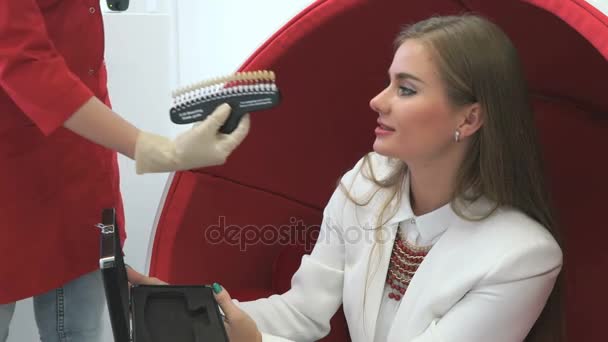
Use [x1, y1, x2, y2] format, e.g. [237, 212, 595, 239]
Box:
[0, 0, 95, 135]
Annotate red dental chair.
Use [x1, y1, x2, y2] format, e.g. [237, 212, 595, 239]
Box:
[148, 0, 608, 341]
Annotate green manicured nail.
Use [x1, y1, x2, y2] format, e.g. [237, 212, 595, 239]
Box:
[212, 283, 222, 294]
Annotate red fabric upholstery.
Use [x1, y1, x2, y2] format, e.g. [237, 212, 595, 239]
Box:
[533, 98, 608, 341]
[232, 288, 276, 302]
[150, 1, 608, 341]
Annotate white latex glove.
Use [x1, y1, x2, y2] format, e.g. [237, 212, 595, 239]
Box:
[125, 266, 168, 286]
[134, 103, 250, 174]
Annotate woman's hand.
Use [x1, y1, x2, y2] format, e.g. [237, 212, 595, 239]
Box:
[213, 283, 262, 342]
[126, 266, 168, 286]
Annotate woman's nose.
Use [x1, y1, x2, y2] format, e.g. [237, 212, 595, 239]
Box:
[370, 87, 387, 115]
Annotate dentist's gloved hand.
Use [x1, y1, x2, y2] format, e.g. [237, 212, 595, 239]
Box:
[126, 266, 168, 286]
[134, 103, 250, 174]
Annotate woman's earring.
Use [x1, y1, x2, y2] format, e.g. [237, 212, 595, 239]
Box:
[454, 130, 461, 143]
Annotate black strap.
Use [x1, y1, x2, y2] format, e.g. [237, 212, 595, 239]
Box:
[99, 208, 131, 342]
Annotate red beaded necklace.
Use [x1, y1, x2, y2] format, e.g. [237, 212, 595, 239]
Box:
[385, 232, 432, 301]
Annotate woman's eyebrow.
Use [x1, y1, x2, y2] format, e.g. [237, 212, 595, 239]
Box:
[389, 71, 425, 84]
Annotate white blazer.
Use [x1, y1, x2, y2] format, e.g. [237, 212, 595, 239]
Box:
[238, 153, 562, 342]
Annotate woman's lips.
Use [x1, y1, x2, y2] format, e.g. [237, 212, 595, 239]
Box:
[375, 120, 395, 135]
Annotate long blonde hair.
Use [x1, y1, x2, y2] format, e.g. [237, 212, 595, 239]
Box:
[342, 14, 563, 341]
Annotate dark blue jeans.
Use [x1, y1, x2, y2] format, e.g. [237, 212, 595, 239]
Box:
[0, 270, 105, 342]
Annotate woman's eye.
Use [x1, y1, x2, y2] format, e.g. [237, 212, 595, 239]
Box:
[398, 86, 416, 96]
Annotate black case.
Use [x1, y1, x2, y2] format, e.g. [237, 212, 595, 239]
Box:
[98, 208, 228, 342]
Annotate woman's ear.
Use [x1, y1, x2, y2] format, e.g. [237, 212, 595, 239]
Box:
[458, 103, 484, 138]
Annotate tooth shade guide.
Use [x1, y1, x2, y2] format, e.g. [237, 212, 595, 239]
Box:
[169, 69, 281, 132]
[171, 70, 276, 97]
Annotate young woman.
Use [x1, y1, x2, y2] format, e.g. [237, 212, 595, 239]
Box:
[214, 14, 562, 342]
